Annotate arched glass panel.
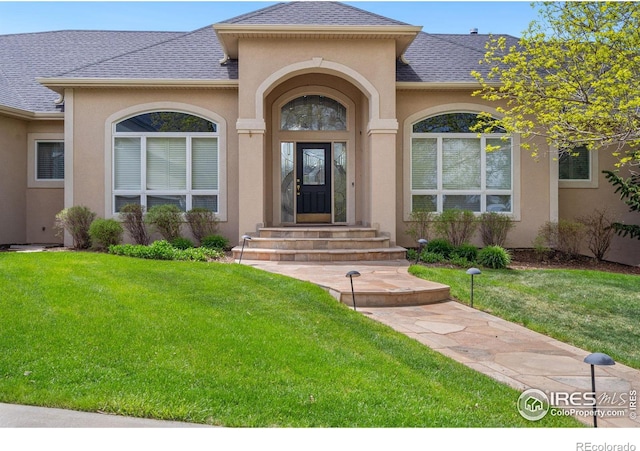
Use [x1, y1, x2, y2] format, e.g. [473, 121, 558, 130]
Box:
[412, 112, 504, 133]
[116, 112, 216, 133]
[281, 95, 346, 131]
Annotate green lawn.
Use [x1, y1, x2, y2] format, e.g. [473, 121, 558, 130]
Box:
[0, 252, 578, 427]
[410, 265, 640, 369]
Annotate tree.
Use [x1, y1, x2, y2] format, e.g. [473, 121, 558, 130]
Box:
[473, 2, 640, 241]
[472, 2, 640, 166]
[603, 170, 640, 240]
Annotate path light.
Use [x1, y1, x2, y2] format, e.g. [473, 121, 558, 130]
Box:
[345, 270, 361, 311]
[584, 352, 615, 428]
[238, 235, 252, 264]
[466, 267, 481, 308]
[416, 238, 428, 264]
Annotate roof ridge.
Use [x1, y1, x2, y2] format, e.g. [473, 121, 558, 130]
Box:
[337, 2, 410, 26]
[219, 1, 288, 24]
[52, 27, 212, 78]
[422, 32, 498, 56]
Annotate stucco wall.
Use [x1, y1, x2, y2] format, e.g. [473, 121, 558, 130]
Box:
[559, 150, 640, 266]
[0, 115, 27, 243]
[395, 89, 553, 250]
[69, 88, 239, 244]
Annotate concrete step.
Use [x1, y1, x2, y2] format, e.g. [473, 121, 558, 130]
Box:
[257, 227, 378, 239]
[243, 261, 451, 307]
[242, 236, 390, 250]
[231, 246, 407, 262]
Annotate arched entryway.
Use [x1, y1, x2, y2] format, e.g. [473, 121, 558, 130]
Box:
[267, 81, 359, 225]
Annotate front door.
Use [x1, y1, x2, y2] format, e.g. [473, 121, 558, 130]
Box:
[296, 143, 331, 223]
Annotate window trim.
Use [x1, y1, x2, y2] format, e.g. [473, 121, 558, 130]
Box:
[104, 103, 227, 221]
[403, 105, 521, 221]
[27, 133, 65, 188]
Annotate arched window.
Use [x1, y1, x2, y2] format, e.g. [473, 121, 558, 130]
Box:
[410, 112, 512, 213]
[281, 95, 346, 131]
[112, 111, 219, 213]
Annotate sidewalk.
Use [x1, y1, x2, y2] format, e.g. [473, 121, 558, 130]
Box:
[0, 402, 211, 428]
[249, 260, 640, 428]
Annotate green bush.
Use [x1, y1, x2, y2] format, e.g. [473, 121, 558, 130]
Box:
[201, 234, 230, 250]
[433, 209, 478, 247]
[449, 256, 472, 268]
[426, 238, 454, 259]
[185, 208, 219, 244]
[406, 248, 419, 262]
[146, 205, 183, 242]
[109, 240, 223, 262]
[452, 243, 478, 262]
[478, 245, 511, 269]
[420, 251, 446, 264]
[171, 237, 194, 250]
[479, 212, 514, 247]
[89, 218, 123, 250]
[119, 203, 150, 245]
[55, 205, 97, 249]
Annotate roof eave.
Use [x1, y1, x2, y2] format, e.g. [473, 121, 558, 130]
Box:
[37, 78, 239, 93]
[0, 104, 64, 120]
[396, 81, 500, 90]
[213, 24, 423, 59]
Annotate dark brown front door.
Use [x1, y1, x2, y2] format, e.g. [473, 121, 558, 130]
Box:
[296, 143, 331, 223]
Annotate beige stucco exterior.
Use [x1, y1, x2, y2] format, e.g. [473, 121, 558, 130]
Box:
[0, 18, 638, 267]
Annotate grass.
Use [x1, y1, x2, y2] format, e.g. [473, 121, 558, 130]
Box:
[410, 265, 640, 369]
[0, 252, 579, 427]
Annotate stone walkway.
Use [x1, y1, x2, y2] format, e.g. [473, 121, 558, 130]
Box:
[249, 260, 640, 428]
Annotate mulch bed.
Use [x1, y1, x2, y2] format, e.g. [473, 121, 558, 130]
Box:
[507, 248, 640, 275]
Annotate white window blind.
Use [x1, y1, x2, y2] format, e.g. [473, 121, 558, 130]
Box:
[36, 142, 64, 180]
[147, 138, 186, 190]
[411, 138, 437, 190]
[442, 138, 481, 190]
[114, 138, 141, 190]
[192, 138, 218, 190]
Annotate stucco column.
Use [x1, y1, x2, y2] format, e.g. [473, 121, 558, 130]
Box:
[236, 118, 266, 241]
[368, 119, 398, 245]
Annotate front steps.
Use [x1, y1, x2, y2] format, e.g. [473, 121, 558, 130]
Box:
[232, 227, 407, 262]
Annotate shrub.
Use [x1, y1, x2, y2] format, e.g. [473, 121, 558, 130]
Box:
[577, 208, 617, 261]
[185, 208, 219, 244]
[479, 212, 514, 247]
[449, 256, 472, 268]
[201, 234, 230, 250]
[405, 210, 434, 242]
[171, 237, 194, 250]
[478, 246, 511, 269]
[146, 204, 183, 242]
[55, 205, 96, 249]
[119, 204, 150, 245]
[537, 220, 585, 258]
[426, 238, 455, 259]
[406, 248, 419, 262]
[433, 209, 478, 247]
[532, 235, 553, 262]
[452, 244, 478, 262]
[89, 218, 123, 251]
[108, 240, 223, 262]
[420, 251, 446, 264]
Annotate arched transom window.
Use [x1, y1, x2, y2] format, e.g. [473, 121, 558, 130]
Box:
[281, 95, 346, 131]
[113, 111, 219, 213]
[410, 112, 512, 213]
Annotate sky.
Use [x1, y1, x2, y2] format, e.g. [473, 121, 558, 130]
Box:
[0, 1, 539, 36]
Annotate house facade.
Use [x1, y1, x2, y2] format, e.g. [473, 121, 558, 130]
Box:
[1, 2, 638, 265]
